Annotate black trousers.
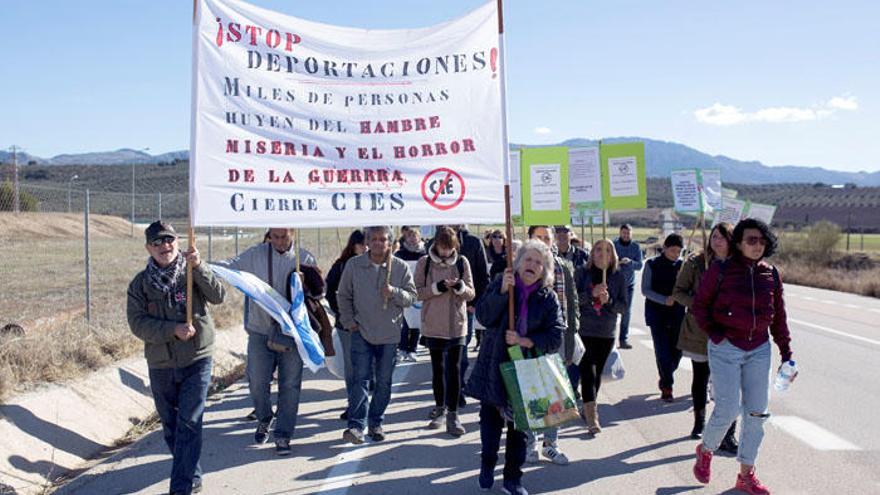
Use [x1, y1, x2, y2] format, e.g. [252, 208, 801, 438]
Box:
[578, 335, 616, 403]
[479, 403, 527, 484]
[429, 344, 464, 411]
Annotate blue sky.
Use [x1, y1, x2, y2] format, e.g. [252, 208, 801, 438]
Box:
[2, 0, 878, 173]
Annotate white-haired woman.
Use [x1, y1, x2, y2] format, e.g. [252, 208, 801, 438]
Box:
[466, 240, 565, 495]
[575, 238, 629, 434]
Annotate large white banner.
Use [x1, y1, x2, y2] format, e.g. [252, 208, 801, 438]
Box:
[191, 0, 506, 227]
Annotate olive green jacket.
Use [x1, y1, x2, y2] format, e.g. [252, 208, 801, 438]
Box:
[672, 253, 710, 356]
[127, 262, 226, 369]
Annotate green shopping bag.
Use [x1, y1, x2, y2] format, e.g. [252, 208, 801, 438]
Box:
[500, 346, 580, 432]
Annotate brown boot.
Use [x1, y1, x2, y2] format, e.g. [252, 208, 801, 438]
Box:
[584, 401, 601, 434]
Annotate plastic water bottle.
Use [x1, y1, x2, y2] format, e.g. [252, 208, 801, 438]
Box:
[774, 360, 798, 392]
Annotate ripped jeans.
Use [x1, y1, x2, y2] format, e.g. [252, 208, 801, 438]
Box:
[702, 339, 771, 466]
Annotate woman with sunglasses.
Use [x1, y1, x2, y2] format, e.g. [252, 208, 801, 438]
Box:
[672, 222, 739, 450]
[691, 218, 794, 495]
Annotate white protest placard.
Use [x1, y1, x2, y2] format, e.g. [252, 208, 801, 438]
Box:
[509, 150, 522, 218]
[671, 169, 701, 214]
[570, 206, 607, 226]
[713, 197, 748, 226]
[745, 202, 777, 225]
[529, 163, 562, 211]
[700, 169, 723, 213]
[568, 147, 602, 208]
[608, 156, 640, 197]
[191, 0, 506, 227]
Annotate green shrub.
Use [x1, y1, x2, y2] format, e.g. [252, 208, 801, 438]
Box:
[0, 181, 39, 212]
[801, 220, 842, 263]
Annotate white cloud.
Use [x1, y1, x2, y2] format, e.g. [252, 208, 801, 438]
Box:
[534, 126, 552, 135]
[827, 95, 858, 110]
[694, 95, 857, 126]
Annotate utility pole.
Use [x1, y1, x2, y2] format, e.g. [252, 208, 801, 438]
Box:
[10, 145, 20, 213]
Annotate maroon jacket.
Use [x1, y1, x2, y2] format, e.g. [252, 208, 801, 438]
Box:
[692, 255, 792, 361]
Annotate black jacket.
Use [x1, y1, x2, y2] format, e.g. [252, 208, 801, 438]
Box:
[465, 276, 565, 407]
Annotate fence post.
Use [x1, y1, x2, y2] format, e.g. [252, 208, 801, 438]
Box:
[317, 228, 322, 263]
[84, 189, 91, 323]
[158, 192, 162, 220]
[208, 226, 213, 262]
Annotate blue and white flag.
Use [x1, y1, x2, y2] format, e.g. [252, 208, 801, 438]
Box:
[209, 264, 325, 373]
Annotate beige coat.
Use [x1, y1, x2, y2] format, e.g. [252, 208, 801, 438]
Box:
[415, 249, 475, 340]
[672, 253, 710, 356]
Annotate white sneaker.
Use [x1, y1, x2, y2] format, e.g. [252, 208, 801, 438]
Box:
[541, 443, 569, 465]
[525, 448, 539, 464]
[406, 352, 418, 362]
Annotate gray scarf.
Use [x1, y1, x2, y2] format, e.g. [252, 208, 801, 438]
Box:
[146, 255, 186, 310]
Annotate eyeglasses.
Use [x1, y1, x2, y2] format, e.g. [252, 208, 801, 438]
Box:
[491, 235, 504, 240]
[149, 236, 176, 247]
[743, 236, 767, 246]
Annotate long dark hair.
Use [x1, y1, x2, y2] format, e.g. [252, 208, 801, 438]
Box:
[336, 229, 365, 265]
[732, 218, 778, 259]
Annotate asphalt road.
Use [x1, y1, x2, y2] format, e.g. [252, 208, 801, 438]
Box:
[57, 280, 880, 494]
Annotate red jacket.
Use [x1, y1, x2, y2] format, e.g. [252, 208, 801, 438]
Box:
[692, 256, 792, 361]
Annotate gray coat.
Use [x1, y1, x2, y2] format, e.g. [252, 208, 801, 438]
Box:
[127, 262, 226, 369]
[337, 253, 417, 345]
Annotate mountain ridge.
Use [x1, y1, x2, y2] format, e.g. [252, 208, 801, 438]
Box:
[2, 139, 878, 186]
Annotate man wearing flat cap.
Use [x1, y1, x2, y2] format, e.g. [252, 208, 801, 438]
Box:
[127, 220, 226, 495]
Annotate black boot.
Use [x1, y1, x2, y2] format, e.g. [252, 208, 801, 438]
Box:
[690, 409, 706, 439]
[719, 420, 739, 454]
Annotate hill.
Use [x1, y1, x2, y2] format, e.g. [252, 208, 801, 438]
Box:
[6, 163, 879, 231]
[2, 138, 878, 186]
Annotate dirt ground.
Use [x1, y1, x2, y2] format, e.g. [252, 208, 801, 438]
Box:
[0, 212, 134, 240]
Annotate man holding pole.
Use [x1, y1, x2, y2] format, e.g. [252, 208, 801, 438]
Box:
[127, 221, 226, 495]
[613, 224, 643, 349]
[215, 228, 323, 455]
[338, 225, 417, 444]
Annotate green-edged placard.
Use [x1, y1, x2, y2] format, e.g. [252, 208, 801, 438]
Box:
[521, 146, 570, 225]
[600, 142, 647, 210]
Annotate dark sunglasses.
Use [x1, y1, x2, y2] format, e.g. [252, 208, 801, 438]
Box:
[491, 235, 504, 240]
[743, 236, 767, 246]
[149, 236, 176, 247]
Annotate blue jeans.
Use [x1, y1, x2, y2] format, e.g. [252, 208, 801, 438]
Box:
[337, 326, 356, 398]
[149, 357, 212, 495]
[649, 321, 682, 389]
[703, 339, 771, 466]
[459, 311, 475, 401]
[480, 403, 527, 485]
[619, 285, 635, 343]
[247, 333, 304, 440]
[347, 331, 397, 431]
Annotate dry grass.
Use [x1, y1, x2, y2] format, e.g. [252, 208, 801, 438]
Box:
[776, 258, 880, 298]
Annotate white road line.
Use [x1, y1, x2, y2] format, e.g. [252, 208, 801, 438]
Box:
[821, 299, 837, 305]
[628, 327, 647, 336]
[801, 296, 816, 301]
[770, 416, 861, 451]
[638, 339, 692, 371]
[317, 361, 414, 494]
[789, 318, 880, 347]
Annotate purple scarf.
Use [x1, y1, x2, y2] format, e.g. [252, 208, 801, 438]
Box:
[514, 275, 540, 336]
